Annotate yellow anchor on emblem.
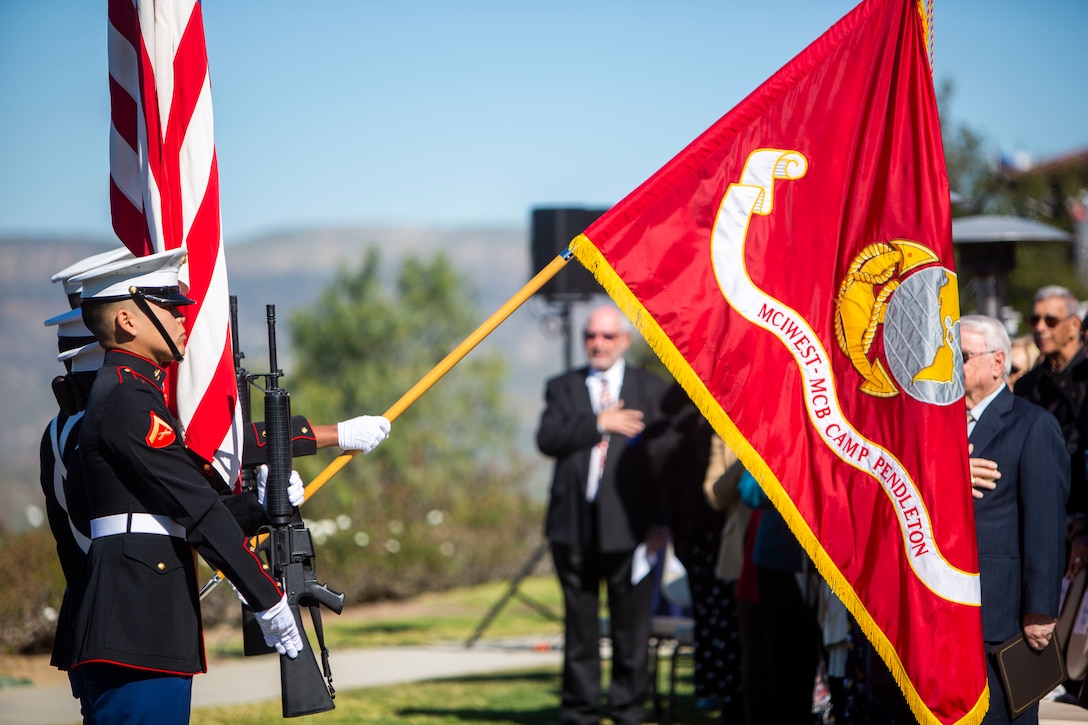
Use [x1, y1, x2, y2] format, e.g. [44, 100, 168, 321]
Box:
[834, 240, 939, 397]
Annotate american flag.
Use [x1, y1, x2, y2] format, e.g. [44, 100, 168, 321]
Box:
[108, 0, 242, 486]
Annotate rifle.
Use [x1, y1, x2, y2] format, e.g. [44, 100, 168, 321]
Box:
[200, 297, 257, 600]
[199, 298, 262, 601]
[251, 304, 345, 718]
[232, 295, 256, 496]
[231, 296, 277, 654]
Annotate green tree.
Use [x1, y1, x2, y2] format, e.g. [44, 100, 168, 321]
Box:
[938, 79, 998, 216]
[285, 248, 541, 601]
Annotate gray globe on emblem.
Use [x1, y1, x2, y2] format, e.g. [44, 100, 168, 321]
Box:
[883, 266, 964, 406]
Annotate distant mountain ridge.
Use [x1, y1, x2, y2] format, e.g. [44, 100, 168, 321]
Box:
[3, 227, 587, 530]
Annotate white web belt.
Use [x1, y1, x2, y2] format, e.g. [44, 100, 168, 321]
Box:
[90, 513, 186, 539]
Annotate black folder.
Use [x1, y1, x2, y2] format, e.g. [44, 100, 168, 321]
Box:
[990, 632, 1065, 718]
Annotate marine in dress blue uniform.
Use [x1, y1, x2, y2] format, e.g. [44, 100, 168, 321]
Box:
[40, 312, 102, 672]
[39, 252, 132, 714]
[39, 248, 391, 724]
[63, 249, 303, 724]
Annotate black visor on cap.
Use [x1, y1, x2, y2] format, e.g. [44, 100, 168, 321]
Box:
[58, 335, 99, 354]
[136, 286, 196, 306]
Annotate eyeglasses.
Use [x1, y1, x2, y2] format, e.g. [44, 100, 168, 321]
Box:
[961, 349, 995, 363]
[1029, 313, 1075, 328]
[584, 331, 618, 341]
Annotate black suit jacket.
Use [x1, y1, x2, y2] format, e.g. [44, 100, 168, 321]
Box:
[969, 386, 1069, 643]
[537, 364, 668, 553]
[1013, 348, 1088, 514]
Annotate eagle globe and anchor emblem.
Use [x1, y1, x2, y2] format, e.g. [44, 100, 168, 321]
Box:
[833, 240, 963, 405]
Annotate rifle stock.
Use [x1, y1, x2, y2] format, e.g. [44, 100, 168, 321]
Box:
[279, 601, 334, 717]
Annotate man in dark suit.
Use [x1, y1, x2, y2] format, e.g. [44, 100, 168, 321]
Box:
[962, 314, 1069, 725]
[537, 305, 669, 725]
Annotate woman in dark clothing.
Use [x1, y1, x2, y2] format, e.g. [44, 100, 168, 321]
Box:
[654, 384, 744, 721]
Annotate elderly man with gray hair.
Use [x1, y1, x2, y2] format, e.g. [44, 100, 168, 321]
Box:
[962, 314, 1069, 725]
[1014, 286, 1087, 520]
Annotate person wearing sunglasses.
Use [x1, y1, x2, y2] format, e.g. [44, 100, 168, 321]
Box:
[1013, 286, 1088, 535]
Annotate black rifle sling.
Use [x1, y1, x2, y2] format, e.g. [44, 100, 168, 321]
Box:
[309, 603, 335, 697]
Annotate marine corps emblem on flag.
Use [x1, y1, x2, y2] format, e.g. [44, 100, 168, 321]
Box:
[146, 412, 177, 448]
[834, 241, 962, 403]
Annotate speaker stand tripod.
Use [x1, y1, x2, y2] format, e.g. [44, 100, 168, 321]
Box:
[464, 540, 560, 648]
[465, 261, 597, 648]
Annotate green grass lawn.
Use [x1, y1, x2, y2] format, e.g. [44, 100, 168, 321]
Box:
[192, 661, 719, 725]
[193, 668, 561, 724]
[204, 575, 566, 658]
[194, 575, 721, 724]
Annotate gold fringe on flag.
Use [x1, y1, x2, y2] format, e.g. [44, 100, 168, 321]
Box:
[917, 0, 935, 73]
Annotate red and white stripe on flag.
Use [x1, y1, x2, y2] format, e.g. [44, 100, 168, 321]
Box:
[569, 0, 986, 723]
[108, 0, 242, 486]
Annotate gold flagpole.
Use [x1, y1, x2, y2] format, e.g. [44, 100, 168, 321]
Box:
[199, 250, 572, 599]
[301, 250, 572, 501]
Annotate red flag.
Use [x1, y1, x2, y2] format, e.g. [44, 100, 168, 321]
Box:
[108, 0, 242, 485]
[571, 1, 986, 722]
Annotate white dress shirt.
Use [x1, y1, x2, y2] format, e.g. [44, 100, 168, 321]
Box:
[585, 360, 626, 500]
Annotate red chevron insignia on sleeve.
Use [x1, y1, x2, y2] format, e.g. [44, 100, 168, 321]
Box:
[146, 412, 177, 448]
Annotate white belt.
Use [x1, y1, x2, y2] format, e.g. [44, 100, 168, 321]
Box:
[90, 513, 186, 540]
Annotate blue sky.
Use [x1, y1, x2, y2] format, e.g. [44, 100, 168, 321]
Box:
[1, 1, 1085, 244]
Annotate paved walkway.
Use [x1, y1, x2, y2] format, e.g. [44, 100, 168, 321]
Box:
[3, 637, 1088, 724]
[0, 638, 563, 725]
[1044, 697, 1088, 725]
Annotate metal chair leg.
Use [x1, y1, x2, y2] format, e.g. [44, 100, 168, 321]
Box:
[648, 637, 661, 722]
[666, 643, 681, 725]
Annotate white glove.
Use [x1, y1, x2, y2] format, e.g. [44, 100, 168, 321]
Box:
[256, 465, 306, 510]
[337, 415, 391, 453]
[255, 593, 303, 659]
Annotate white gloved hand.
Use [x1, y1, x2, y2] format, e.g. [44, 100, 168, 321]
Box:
[256, 464, 269, 508]
[337, 415, 391, 453]
[255, 593, 303, 659]
[287, 470, 305, 507]
[256, 465, 306, 510]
